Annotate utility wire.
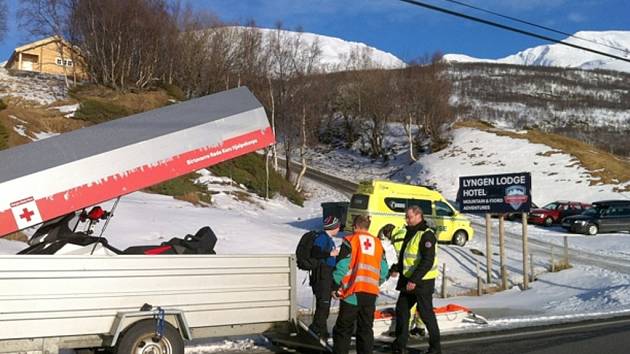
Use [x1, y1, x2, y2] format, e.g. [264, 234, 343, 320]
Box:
[399, 0, 630, 64]
[441, 0, 630, 55]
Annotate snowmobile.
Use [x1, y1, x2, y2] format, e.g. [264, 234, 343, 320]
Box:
[19, 205, 217, 256]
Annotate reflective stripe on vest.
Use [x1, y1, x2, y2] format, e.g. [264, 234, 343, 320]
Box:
[402, 228, 439, 280]
[339, 231, 384, 298]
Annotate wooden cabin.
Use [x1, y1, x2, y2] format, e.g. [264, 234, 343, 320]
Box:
[4, 36, 87, 79]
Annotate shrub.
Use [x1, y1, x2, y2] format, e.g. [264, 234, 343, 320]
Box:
[74, 99, 134, 124]
[162, 83, 186, 101]
[145, 173, 212, 206]
[210, 153, 304, 206]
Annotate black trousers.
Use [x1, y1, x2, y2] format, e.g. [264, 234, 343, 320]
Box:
[333, 293, 376, 354]
[311, 266, 333, 335]
[392, 280, 441, 352]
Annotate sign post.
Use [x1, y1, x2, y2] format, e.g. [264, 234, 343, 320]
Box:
[485, 213, 492, 283]
[458, 172, 532, 290]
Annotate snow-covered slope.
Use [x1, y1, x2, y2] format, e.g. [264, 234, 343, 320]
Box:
[445, 31, 630, 73]
[250, 27, 406, 71]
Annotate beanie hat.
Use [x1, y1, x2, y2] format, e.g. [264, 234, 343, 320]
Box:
[323, 215, 340, 230]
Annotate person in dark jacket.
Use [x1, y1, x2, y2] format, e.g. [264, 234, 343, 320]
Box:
[309, 215, 341, 339]
[391, 206, 441, 354]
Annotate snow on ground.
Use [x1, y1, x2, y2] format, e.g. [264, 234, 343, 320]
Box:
[0, 67, 67, 105]
[7, 113, 62, 141]
[50, 103, 80, 118]
[2, 125, 630, 351]
[0, 238, 28, 255]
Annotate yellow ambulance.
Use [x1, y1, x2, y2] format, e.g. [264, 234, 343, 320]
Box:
[345, 180, 474, 246]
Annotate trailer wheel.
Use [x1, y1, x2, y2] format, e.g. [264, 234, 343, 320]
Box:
[116, 319, 183, 354]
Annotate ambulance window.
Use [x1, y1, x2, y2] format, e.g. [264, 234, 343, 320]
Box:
[350, 194, 369, 210]
[435, 201, 455, 217]
[385, 198, 407, 213]
[408, 199, 432, 215]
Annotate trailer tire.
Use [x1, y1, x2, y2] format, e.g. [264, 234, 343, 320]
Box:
[115, 319, 183, 354]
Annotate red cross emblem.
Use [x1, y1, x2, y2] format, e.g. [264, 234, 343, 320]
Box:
[363, 238, 372, 251]
[19, 208, 35, 222]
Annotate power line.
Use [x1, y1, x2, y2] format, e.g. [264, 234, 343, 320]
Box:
[399, 0, 630, 64]
[441, 0, 630, 56]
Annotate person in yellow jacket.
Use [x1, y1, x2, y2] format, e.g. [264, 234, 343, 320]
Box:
[384, 225, 426, 337]
[391, 206, 441, 354]
[332, 215, 389, 354]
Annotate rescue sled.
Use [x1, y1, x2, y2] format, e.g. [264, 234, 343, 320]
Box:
[373, 304, 488, 338]
[0, 86, 274, 238]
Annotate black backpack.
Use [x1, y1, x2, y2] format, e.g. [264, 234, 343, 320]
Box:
[295, 230, 319, 271]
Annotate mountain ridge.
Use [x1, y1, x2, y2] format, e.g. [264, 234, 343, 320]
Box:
[444, 30, 630, 73]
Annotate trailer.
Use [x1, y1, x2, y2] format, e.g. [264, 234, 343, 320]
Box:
[0, 87, 303, 354]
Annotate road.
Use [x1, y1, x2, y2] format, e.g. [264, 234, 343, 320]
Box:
[262, 315, 630, 353]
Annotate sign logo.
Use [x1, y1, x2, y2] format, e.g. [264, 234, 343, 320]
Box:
[504, 185, 529, 210]
[10, 197, 43, 229]
[359, 235, 375, 256]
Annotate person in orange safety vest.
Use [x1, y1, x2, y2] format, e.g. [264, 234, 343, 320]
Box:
[331, 215, 389, 354]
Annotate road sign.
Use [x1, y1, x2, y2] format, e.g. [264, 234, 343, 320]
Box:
[457, 172, 532, 214]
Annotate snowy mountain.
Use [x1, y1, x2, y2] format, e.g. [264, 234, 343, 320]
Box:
[445, 31, 630, 73]
[246, 27, 406, 71]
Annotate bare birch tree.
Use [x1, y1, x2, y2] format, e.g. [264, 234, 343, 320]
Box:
[18, 0, 77, 87]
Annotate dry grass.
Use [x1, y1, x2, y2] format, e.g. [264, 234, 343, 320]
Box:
[455, 120, 630, 192]
[0, 96, 86, 149]
[70, 84, 172, 114]
[174, 192, 211, 207]
[3, 232, 28, 243]
[549, 260, 572, 272]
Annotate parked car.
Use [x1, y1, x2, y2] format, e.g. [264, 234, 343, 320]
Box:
[528, 201, 591, 226]
[562, 200, 630, 235]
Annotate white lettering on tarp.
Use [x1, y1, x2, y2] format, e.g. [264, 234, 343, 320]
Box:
[186, 139, 259, 166]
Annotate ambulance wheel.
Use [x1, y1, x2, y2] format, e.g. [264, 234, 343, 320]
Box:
[452, 230, 468, 247]
[115, 319, 183, 354]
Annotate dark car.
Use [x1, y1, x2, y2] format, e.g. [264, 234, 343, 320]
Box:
[528, 201, 591, 226]
[562, 200, 630, 235]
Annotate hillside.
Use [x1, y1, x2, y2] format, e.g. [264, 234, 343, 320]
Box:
[300, 122, 630, 202]
[447, 62, 630, 156]
[445, 30, 630, 73]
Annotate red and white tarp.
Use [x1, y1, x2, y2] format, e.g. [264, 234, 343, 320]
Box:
[0, 87, 275, 237]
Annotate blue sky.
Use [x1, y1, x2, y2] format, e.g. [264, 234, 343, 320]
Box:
[2, 0, 629, 62]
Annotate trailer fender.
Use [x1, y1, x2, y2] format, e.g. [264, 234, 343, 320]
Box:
[108, 308, 192, 347]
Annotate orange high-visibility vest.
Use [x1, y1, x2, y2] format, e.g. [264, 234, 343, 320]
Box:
[339, 231, 384, 298]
